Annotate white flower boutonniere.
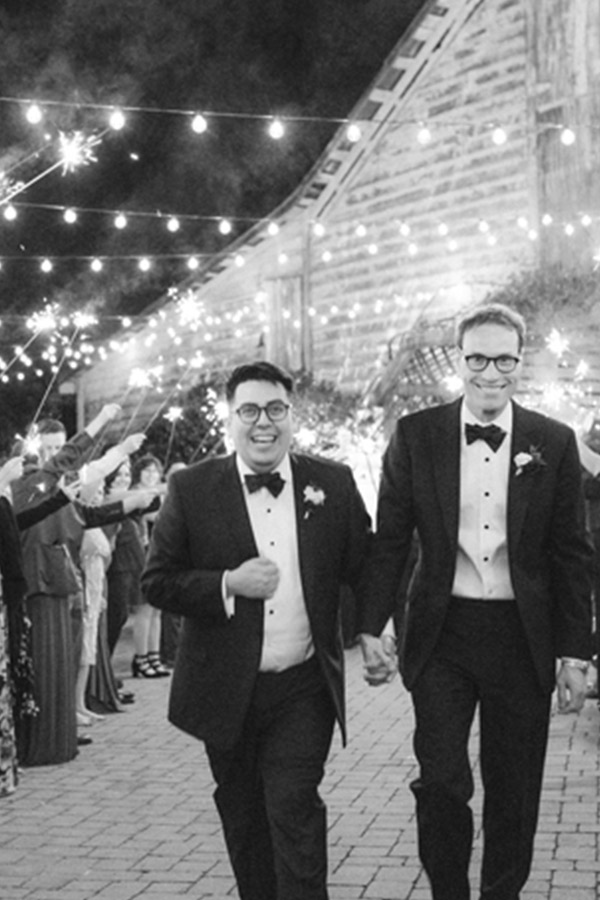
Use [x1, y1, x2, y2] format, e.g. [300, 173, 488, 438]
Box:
[514, 447, 546, 477]
[303, 484, 326, 519]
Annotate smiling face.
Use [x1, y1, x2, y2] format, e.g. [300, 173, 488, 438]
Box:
[457, 323, 522, 422]
[228, 379, 292, 473]
[110, 459, 132, 492]
[39, 430, 66, 462]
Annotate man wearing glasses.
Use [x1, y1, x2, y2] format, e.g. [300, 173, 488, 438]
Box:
[142, 360, 371, 900]
[359, 303, 592, 900]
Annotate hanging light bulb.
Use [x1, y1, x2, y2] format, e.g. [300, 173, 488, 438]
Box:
[3, 205, 17, 221]
[491, 126, 507, 145]
[167, 217, 180, 232]
[63, 208, 77, 224]
[191, 113, 208, 134]
[114, 213, 127, 229]
[313, 222, 326, 237]
[90, 258, 103, 272]
[40, 258, 53, 273]
[267, 222, 279, 236]
[417, 123, 432, 145]
[26, 103, 43, 124]
[187, 256, 199, 270]
[219, 218, 232, 235]
[268, 118, 285, 140]
[560, 127, 576, 146]
[138, 257, 151, 271]
[346, 123, 362, 143]
[109, 109, 126, 131]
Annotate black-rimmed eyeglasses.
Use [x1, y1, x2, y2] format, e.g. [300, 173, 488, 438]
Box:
[463, 353, 521, 374]
[234, 401, 291, 424]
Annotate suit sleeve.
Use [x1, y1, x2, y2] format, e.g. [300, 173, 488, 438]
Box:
[141, 476, 229, 625]
[357, 420, 417, 637]
[548, 430, 593, 659]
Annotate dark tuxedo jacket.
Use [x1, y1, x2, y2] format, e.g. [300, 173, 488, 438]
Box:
[358, 399, 593, 693]
[142, 452, 371, 750]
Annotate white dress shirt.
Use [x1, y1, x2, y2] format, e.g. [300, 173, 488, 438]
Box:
[451, 402, 515, 600]
[226, 455, 314, 671]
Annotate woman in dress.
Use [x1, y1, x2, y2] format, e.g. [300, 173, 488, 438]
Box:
[129, 455, 169, 678]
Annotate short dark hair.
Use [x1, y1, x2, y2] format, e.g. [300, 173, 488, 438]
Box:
[37, 417, 67, 435]
[455, 303, 526, 352]
[225, 361, 294, 402]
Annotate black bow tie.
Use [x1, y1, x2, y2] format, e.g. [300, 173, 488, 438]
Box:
[244, 472, 285, 497]
[465, 422, 506, 453]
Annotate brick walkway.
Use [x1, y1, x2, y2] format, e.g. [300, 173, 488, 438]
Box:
[0, 633, 598, 900]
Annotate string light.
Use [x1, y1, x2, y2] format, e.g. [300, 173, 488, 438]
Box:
[26, 104, 43, 124]
[491, 126, 507, 146]
[268, 118, 285, 140]
[191, 113, 208, 134]
[109, 109, 126, 131]
[63, 208, 77, 224]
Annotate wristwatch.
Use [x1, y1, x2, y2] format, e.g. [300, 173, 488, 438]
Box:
[561, 657, 589, 673]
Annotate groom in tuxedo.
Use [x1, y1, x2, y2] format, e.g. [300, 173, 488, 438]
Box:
[142, 361, 371, 900]
[359, 303, 593, 900]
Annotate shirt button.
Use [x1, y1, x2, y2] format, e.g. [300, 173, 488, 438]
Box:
[483, 556, 489, 562]
[269, 610, 275, 615]
[484, 524, 489, 530]
[485, 457, 490, 463]
[484, 492, 490, 497]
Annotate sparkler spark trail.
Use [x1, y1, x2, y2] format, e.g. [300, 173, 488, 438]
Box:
[58, 131, 101, 175]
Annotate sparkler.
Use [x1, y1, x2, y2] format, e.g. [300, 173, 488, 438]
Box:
[0, 130, 103, 207]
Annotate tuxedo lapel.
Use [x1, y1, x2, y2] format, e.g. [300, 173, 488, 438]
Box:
[219, 455, 259, 559]
[431, 400, 461, 545]
[508, 402, 546, 549]
[290, 454, 322, 608]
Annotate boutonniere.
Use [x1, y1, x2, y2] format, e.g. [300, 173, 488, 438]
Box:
[514, 446, 546, 477]
[303, 484, 326, 519]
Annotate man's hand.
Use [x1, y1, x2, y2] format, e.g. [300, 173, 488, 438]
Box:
[359, 633, 397, 686]
[225, 555, 280, 600]
[556, 662, 587, 713]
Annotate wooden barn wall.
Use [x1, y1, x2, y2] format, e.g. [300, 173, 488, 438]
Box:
[528, 0, 600, 267]
[307, 0, 537, 392]
[77, 0, 600, 431]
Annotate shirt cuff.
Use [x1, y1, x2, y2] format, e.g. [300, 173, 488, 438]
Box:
[561, 657, 589, 672]
[221, 571, 235, 618]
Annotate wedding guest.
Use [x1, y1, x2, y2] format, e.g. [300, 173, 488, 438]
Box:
[130, 454, 169, 678]
[142, 361, 371, 900]
[13, 408, 153, 765]
[0, 459, 81, 794]
[76, 486, 116, 725]
[358, 303, 593, 900]
[160, 461, 187, 667]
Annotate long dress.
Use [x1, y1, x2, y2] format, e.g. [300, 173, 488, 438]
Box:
[81, 528, 122, 713]
[0, 598, 17, 795]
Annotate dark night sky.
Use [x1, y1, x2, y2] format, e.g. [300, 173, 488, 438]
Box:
[0, 0, 426, 320]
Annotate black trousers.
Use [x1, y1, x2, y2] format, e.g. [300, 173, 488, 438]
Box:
[410, 599, 552, 900]
[205, 656, 336, 900]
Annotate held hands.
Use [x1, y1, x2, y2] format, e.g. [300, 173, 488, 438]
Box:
[226, 555, 280, 600]
[556, 662, 587, 714]
[359, 633, 397, 686]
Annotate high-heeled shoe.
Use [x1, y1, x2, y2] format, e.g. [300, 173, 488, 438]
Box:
[131, 654, 162, 678]
[147, 652, 171, 677]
